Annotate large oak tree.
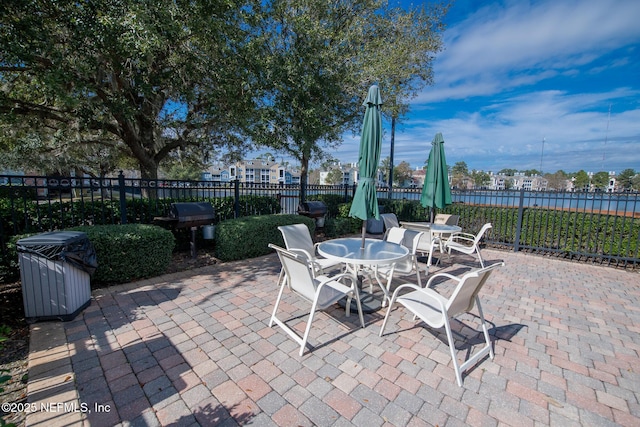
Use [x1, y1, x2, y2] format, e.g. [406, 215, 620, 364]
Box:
[250, 0, 448, 201]
[0, 0, 260, 178]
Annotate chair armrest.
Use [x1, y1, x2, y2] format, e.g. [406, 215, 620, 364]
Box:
[389, 282, 422, 300]
[290, 248, 315, 260]
[388, 283, 447, 313]
[316, 272, 358, 294]
[446, 235, 475, 245]
[453, 232, 475, 240]
[425, 272, 462, 288]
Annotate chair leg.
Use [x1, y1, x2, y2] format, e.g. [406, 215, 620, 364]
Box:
[379, 294, 398, 336]
[352, 289, 365, 328]
[476, 248, 485, 268]
[372, 268, 391, 308]
[414, 259, 422, 288]
[382, 275, 393, 308]
[476, 298, 494, 360]
[299, 300, 321, 356]
[276, 268, 287, 289]
[443, 317, 464, 387]
[269, 280, 287, 328]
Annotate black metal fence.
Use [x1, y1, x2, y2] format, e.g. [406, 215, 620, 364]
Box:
[2, 173, 639, 268]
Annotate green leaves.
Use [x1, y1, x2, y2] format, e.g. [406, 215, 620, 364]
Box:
[1, 0, 260, 178]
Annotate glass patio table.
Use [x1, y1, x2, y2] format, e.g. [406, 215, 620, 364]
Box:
[317, 237, 409, 312]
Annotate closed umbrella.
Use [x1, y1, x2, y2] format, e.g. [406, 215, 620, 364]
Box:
[420, 132, 452, 221]
[349, 85, 383, 248]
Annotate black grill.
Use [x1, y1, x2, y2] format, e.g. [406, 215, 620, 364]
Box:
[154, 202, 215, 259]
[169, 202, 215, 228]
[298, 201, 327, 228]
[297, 201, 327, 218]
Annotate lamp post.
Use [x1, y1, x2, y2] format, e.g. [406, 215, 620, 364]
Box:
[388, 115, 396, 198]
[539, 136, 545, 174]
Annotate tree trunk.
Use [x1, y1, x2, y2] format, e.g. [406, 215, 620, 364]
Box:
[299, 153, 309, 204]
[388, 116, 396, 198]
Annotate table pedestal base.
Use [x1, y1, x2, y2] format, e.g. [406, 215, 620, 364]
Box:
[338, 273, 384, 314]
[339, 291, 383, 314]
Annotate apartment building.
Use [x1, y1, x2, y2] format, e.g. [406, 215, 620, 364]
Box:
[202, 160, 300, 185]
[319, 163, 359, 186]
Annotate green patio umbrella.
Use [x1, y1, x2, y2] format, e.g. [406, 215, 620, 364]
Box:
[349, 85, 383, 248]
[420, 132, 452, 222]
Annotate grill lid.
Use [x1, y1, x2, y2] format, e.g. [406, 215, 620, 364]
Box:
[169, 202, 215, 227]
[297, 201, 327, 217]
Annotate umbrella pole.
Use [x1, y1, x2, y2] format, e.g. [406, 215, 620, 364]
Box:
[361, 221, 367, 249]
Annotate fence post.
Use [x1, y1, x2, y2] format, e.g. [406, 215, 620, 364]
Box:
[513, 188, 525, 252]
[118, 171, 127, 224]
[234, 179, 240, 218]
[343, 183, 349, 203]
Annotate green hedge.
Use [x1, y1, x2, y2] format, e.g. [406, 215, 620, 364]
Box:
[70, 224, 175, 285]
[335, 199, 640, 260]
[215, 214, 315, 261]
[0, 224, 175, 285]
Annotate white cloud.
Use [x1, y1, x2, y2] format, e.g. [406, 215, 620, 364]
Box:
[420, 0, 640, 103]
[381, 87, 640, 172]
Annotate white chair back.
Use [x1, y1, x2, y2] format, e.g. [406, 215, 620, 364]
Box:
[278, 224, 315, 256]
[446, 263, 500, 316]
[473, 223, 493, 245]
[381, 213, 400, 231]
[434, 214, 460, 226]
[272, 245, 318, 302]
[383, 227, 421, 274]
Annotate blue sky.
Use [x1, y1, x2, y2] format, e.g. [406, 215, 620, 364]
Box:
[254, 0, 640, 175]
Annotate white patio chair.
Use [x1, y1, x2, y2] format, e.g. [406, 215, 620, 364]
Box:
[268, 244, 365, 356]
[373, 227, 424, 306]
[415, 229, 441, 268]
[433, 214, 460, 254]
[380, 262, 505, 386]
[443, 223, 492, 268]
[278, 223, 343, 277]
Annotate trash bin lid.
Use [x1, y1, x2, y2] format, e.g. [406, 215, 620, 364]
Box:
[17, 231, 89, 247]
[17, 231, 97, 275]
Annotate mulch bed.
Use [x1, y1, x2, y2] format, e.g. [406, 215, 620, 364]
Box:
[0, 250, 219, 427]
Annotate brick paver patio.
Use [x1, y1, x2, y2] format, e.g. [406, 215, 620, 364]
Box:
[25, 248, 640, 426]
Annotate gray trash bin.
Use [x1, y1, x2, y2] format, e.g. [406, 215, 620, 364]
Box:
[366, 205, 385, 234]
[17, 231, 97, 322]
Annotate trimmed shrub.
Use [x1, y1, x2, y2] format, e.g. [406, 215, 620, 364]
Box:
[215, 214, 315, 261]
[322, 217, 361, 238]
[70, 224, 175, 285]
